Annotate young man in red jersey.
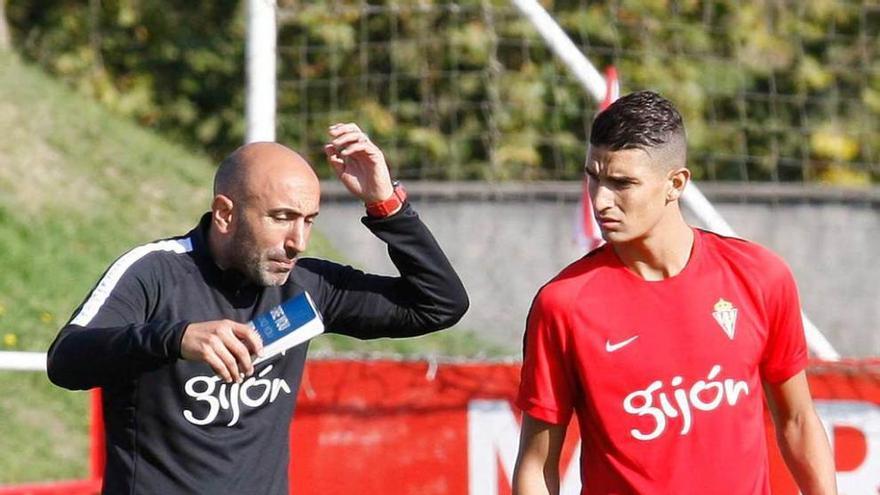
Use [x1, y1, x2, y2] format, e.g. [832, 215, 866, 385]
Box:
[512, 91, 836, 495]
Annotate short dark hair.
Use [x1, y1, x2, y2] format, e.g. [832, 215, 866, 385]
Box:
[589, 91, 685, 151]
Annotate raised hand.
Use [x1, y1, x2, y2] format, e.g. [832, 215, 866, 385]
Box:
[323, 122, 394, 204]
[180, 320, 264, 383]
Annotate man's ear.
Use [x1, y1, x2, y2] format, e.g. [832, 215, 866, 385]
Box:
[211, 194, 235, 234]
[666, 167, 691, 203]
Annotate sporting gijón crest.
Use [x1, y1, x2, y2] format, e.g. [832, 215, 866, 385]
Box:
[712, 298, 738, 339]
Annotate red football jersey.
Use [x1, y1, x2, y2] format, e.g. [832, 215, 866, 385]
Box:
[516, 229, 808, 494]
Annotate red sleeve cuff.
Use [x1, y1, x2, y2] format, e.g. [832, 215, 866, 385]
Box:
[515, 396, 571, 426]
[761, 353, 808, 384]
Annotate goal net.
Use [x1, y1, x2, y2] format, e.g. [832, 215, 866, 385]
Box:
[272, 0, 878, 184]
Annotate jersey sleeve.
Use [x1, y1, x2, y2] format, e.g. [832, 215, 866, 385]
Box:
[515, 287, 575, 425]
[759, 256, 809, 384]
[299, 203, 468, 340]
[47, 251, 188, 390]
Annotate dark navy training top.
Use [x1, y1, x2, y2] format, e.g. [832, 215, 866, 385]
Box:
[47, 203, 468, 495]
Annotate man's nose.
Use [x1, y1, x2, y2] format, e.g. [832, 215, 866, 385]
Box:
[284, 220, 308, 255]
[590, 179, 613, 212]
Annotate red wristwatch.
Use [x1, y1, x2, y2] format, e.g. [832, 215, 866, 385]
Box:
[365, 181, 407, 218]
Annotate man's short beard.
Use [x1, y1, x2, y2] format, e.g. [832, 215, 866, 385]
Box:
[229, 217, 290, 287]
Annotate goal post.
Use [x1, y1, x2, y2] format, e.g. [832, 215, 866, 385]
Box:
[245, 0, 277, 143]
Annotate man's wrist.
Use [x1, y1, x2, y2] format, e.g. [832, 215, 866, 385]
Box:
[365, 181, 407, 218]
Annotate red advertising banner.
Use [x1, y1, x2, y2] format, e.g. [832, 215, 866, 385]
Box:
[290, 359, 880, 495]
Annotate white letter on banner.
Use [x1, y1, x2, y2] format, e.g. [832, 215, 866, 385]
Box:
[467, 400, 581, 494]
[560, 443, 581, 495]
[468, 400, 519, 495]
[815, 400, 880, 494]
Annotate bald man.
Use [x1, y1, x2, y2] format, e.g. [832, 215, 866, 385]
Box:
[47, 123, 469, 494]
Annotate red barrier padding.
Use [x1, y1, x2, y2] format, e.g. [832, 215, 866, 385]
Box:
[87, 389, 104, 481]
[289, 360, 579, 494]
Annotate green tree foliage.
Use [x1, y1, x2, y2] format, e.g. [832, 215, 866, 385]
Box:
[7, 0, 879, 183]
[7, 0, 245, 159]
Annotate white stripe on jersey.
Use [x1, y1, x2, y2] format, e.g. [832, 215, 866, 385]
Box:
[71, 238, 193, 327]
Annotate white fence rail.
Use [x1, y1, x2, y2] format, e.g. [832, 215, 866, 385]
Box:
[0, 351, 46, 371]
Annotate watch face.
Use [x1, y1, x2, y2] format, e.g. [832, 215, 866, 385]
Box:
[394, 183, 407, 202]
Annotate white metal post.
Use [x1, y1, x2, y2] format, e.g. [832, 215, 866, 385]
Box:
[0, 351, 46, 371]
[246, 0, 277, 143]
[509, 0, 606, 102]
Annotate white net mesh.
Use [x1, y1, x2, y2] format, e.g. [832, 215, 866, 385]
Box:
[275, 0, 880, 184]
[276, 0, 880, 358]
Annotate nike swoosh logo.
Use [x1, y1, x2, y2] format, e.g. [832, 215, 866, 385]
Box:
[605, 335, 639, 352]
